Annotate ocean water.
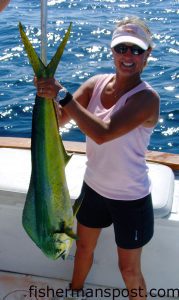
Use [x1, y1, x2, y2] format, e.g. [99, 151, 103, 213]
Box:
[0, 0, 178, 153]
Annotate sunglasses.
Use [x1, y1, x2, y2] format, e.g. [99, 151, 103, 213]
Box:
[114, 44, 146, 55]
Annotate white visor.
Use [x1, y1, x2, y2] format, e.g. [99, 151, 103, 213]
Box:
[111, 23, 152, 50]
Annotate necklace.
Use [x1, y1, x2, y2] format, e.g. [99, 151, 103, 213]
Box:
[113, 83, 122, 100]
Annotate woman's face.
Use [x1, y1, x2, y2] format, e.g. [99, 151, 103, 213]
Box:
[112, 43, 151, 78]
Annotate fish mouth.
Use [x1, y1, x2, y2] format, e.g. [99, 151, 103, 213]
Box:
[42, 235, 71, 260]
[54, 232, 74, 260]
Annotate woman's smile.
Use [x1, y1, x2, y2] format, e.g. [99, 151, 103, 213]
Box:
[122, 62, 135, 68]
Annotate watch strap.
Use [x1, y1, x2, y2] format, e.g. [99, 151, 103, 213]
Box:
[57, 91, 73, 107]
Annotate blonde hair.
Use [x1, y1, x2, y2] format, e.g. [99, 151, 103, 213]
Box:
[116, 16, 154, 48]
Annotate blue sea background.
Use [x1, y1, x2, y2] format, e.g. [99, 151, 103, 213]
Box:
[0, 0, 178, 153]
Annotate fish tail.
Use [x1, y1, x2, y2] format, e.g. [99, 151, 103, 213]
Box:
[19, 22, 46, 78]
[46, 22, 72, 77]
[19, 22, 72, 79]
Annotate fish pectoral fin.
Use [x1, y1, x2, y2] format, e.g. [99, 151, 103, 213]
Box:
[60, 137, 73, 166]
[73, 194, 84, 216]
[64, 227, 78, 240]
[64, 151, 73, 166]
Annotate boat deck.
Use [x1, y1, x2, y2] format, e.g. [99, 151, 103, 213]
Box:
[0, 271, 173, 300]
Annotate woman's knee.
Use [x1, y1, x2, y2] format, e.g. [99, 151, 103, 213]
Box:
[76, 223, 101, 256]
[120, 265, 141, 280]
[117, 247, 143, 283]
[76, 239, 96, 257]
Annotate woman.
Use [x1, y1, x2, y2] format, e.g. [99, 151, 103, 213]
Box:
[36, 16, 160, 300]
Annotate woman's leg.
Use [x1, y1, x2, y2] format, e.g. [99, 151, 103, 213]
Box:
[117, 247, 147, 300]
[71, 222, 101, 290]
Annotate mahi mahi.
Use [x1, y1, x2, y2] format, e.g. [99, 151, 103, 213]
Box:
[19, 22, 82, 260]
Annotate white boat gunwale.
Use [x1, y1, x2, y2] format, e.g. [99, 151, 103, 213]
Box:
[0, 136, 179, 170]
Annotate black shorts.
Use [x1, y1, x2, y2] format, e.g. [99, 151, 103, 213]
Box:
[76, 182, 154, 249]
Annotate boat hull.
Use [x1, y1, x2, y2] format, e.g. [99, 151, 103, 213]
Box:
[0, 147, 179, 293]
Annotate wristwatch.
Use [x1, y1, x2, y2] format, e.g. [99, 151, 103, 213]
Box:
[55, 88, 73, 107]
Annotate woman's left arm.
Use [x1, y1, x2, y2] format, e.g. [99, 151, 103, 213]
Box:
[62, 89, 160, 144]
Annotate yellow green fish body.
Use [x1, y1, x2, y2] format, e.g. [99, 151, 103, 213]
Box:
[19, 22, 79, 259]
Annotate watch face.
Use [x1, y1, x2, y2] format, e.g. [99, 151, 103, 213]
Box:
[58, 88, 67, 100]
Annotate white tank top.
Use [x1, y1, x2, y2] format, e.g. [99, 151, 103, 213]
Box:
[84, 74, 155, 200]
